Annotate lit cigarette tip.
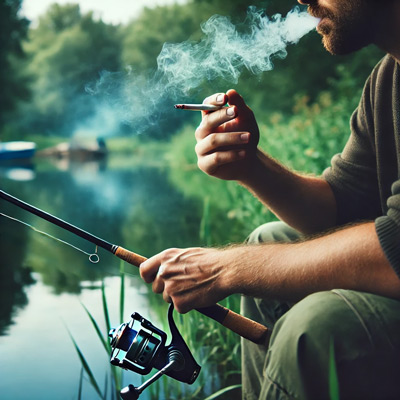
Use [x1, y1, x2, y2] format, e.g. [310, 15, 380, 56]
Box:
[174, 103, 224, 111]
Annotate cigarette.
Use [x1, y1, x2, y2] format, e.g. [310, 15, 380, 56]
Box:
[174, 103, 224, 111]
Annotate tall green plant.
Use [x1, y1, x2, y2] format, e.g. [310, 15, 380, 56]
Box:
[329, 339, 340, 400]
[68, 261, 125, 399]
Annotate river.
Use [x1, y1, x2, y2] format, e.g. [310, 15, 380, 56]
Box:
[0, 155, 240, 399]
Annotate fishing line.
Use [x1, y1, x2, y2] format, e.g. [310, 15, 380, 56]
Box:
[0, 212, 100, 263]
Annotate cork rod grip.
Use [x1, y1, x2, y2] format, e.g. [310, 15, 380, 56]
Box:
[222, 308, 270, 345]
[115, 246, 147, 267]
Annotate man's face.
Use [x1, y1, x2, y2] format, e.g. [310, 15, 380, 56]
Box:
[298, 0, 377, 55]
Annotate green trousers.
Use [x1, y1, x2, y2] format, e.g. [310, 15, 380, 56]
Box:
[241, 222, 400, 400]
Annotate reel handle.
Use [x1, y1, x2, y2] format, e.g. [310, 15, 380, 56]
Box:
[114, 246, 270, 345]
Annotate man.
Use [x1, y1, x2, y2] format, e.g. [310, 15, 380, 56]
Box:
[140, 0, 400, 398]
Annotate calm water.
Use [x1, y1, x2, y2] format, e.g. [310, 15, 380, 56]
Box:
[0, 156, 210, 399]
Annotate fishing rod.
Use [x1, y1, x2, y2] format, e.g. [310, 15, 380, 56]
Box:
[0, 189, 269, 345]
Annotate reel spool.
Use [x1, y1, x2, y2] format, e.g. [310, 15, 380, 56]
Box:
[109, 304, 201, 399]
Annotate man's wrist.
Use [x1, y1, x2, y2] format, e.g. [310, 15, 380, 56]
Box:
[237, 148, 266, 187]
[217, 245, 259, 297]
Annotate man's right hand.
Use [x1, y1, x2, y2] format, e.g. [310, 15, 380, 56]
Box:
[195, 89, 260, 181]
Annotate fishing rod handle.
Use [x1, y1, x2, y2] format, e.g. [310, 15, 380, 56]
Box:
[115, 246, 148, 266]
[197, 305, 270, 345]
[221, 308, 270, 345]
[114, 246, 270, 345]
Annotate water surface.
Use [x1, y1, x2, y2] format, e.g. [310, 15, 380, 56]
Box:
[0, 156, 209, 399]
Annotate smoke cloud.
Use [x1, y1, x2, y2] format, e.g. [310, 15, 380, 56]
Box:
[83, 6, 318, 135]
[158, 6, 318, 93]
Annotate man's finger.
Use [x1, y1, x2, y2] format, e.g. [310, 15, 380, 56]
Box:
[195, 132, 250, 155]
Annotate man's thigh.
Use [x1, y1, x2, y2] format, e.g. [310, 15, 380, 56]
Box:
[261, 290, 400, 400]
[242, 221, 300, 400]
[242, 221, 400, 399]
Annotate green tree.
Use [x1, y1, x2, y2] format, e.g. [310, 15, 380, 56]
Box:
[21, 3, 122, 135]
[0, 0, 30, 133]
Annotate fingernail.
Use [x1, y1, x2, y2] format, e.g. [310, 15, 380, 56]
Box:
[226, 107, 235, 116]
[238, 150, 246, 158]
[216, 94, 225, 104]
[240, 133, 249, 142]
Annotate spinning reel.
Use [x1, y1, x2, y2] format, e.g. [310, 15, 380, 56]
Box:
[109, 304, 201, 399]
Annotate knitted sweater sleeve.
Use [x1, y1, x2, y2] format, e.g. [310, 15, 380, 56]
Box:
[323, 74, 381, 225]
[376, 185, 400, 277]
[324, 56, 400, 277]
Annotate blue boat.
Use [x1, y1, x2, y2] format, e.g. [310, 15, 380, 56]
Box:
[0, 141, 36, 161]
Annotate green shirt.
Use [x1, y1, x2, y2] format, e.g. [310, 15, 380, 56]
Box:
[324, 54, 400, 277]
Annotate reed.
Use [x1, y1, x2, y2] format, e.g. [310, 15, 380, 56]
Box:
[68, 261, 125, 400]
[329, 339, 340, 400]
[67, 328, 105, 399]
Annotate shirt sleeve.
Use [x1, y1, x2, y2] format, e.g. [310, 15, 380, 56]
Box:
[324, 55, 400, 278]
[376, 183, 400, 277]
[323, 74, 381, 225]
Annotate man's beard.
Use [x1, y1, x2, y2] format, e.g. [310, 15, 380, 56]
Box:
[308, 1, 376, 55]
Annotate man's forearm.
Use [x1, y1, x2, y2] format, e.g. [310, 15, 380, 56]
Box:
[239, 149, 337, 234]
[223, 222, 400, 301]
[140, 222, 400, 313]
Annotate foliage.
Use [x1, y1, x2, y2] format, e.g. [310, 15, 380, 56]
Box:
[0, 0, 30, 131]
[18, 4, 122, 135]
[192, 0, 294, 17]
[121, 3, 208, 71]
[0, 0, 385, 139]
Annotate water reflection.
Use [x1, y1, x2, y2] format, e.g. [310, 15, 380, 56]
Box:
[0, 156, 208, 399]
[0, 215, 35, 335]
[1, 157, 203, 295]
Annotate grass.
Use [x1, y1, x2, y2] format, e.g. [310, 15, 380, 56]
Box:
[68, 262, 125, 400]
[329, 339, 340, 400]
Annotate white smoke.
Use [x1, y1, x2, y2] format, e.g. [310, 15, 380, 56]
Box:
[83, 6, 318, 134]
[158, 6, 318, 93]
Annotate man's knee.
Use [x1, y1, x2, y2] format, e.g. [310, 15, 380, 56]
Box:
[246, 221, 300, 245]
[264, 291, 343, 398]
[263, 290, 400, 399]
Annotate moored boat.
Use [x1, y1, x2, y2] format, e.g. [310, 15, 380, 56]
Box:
[0, 141, 36, 161]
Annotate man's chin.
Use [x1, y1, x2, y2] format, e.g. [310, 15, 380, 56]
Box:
[316, 18, 332, 35]
[316, 15, 376, 55]
[322, 37, 371, 56]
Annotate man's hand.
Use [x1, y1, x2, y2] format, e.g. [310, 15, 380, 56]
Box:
[195, 89, 259, 181]
[139, 223, 400, 312]
[139, 247, 233, 313]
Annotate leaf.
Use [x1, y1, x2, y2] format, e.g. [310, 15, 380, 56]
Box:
[81, 301, 110, 354]
[67, 328, 104, 399]
[203, 384, 242, 400]
[119, 260, 125, 324]
[103, 371, 108, 399]
[329, 339, 340, 400]
[77, 367, 83, 400]
[101, 279, 111, 334]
